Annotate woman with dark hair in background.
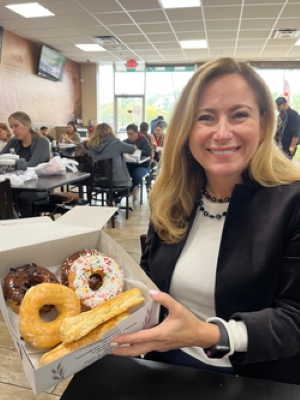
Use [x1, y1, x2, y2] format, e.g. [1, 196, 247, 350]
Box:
[1, 111, 50, 217]
[59, 121, 81, 157]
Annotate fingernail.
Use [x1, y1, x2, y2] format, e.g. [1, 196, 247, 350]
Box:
[149, 289, 159, 296]
[110, 342, 118, 348]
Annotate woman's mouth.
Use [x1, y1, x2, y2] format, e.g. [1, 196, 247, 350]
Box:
[209, 147, 240, 156]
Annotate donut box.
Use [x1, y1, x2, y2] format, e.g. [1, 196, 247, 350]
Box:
[0, 207, 160, 395]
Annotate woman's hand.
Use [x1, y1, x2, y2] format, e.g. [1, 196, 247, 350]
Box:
[110, 290, 220, 357]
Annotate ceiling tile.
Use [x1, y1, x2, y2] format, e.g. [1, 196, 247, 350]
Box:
[275, 18, 300, 30]
[145, 33, 177, 42]
[240, 19, 276, 29]
[209, 39, 236, 48]
[42, 1, 85, 14]
[176, 32, 206, 41]
[117, 35, 150, 44]
[109, 25, 141, 35]
[154, 42, 182, 50]
[242, 5, 283, 19]
[139, 23, 173, 34]
[165, 8, 203, 22]
[128, 43, 155, 50]
[171, 21, 205, 32]
[76, 0, 123, 13]
[95, 12, 133, 25]
[34, 14, 96, 28]
[118, 0, 161, 10]
[208, 31, 237, 40]
[76, 25, 112, 36]
[239, 30, 270, 39]
[129, 10, 167, 23]
[204, 6, 242, 20]
[205, 19, 239, 31]
[202, 0, 242, 4]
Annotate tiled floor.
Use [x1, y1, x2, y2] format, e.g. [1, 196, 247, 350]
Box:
[0, 194, 150, 399]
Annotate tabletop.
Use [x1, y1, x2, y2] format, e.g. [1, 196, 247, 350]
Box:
[126, 156, 150, 165]
[11, 172, 90, 192]
[61, 355, 300, 400]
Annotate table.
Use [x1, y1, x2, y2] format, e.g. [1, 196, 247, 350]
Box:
[11, 172, 90, 192]
[61, 355, 300, 400]
[126, 156, 150, 165]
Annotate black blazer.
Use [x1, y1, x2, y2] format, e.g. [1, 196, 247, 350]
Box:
[140, 172, 300, 384]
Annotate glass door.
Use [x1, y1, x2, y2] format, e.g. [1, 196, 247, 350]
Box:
[114, 95, 145, 140]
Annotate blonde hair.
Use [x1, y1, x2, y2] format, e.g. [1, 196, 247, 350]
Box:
[150, 57, 300, 244]
[89, 123, 116, 147]
[8, 112, 40, 139]
[0, 122, 13, 139]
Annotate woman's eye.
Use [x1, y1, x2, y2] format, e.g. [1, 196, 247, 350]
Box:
[198, 115, 212, 121]
[234, 112, 248, 119]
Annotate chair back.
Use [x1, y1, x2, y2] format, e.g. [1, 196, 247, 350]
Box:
[0, 179, 15, 219]
[91, 158, 113, 191]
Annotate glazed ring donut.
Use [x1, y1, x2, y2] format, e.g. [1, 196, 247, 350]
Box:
[4, 263, 59, 314]
[68, 250, 124, 310]
[18, 282, 80, 349]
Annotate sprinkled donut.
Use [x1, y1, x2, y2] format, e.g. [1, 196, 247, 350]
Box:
[67, 250, 124, 309]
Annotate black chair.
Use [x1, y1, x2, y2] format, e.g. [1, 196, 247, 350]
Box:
[89, 158, 130, 228]
[0, 179, 15, 219]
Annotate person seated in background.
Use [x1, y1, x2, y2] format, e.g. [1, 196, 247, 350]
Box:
[59, 121, 81, 157]
[123, 123, 152, 204]
[150, 115, 167, 134]
[154, 121, 165, 162]
[40, 126, 55, 143]
[140, 121, 157, 168]
[89, 122, 135, 193]
[0, 122, 13, 151]
[0, 111, 50, 217]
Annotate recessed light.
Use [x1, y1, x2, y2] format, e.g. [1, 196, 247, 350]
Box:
[75, 44, 106, 52]
[160, 0, 200, 9]
[5, 2, 54, 18]
[295, 39, 300, 46]
[180, 40, 207, 49]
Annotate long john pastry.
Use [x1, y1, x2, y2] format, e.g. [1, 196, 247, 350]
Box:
[59, 287, 145, 343]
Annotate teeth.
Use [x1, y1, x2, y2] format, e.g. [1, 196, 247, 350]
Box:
[210, 149, 235, 155]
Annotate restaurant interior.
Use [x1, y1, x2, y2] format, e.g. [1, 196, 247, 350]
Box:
[1, 0, 300, 398]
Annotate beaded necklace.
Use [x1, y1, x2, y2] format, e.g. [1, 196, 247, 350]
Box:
[199, 186, 230, 219]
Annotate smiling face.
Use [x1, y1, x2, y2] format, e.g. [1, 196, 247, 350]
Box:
[9, 117, 30, 141]
[188, 74, 264, 185]
[155, 126, 163, 138]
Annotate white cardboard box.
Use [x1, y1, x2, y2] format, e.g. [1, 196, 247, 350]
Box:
[0, 207, 160, 395]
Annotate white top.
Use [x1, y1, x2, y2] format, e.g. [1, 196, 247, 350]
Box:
[169, 197, 248, 367]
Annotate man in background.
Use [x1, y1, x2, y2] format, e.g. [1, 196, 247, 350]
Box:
[40, 126, 55, 143]
[150, 115, 167, 134]
[275, 97, 300, 158]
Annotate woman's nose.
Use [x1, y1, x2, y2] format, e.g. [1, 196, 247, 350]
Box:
[214, 117, 232, 140]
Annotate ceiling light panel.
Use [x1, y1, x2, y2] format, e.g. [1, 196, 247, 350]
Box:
[180, 40, 207, 49]
[75, 44, 106, 52]
[160, 0, 200, 8]
[5, 2, 54, 18]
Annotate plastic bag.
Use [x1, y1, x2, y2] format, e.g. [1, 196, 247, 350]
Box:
[35, 156, 66, 176]
[60, 157, 79, 172]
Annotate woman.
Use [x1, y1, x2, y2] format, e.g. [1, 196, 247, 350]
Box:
[0, 122, 13, 151]
[1, 112, 50, 217]
[140, 122, 157, 161]
[89, 122, 135, 188]
[1, 112, 50, 166]
[59, 121, 81, 157]
[111, 58, 300, 385]
[153, 121, 165, 162]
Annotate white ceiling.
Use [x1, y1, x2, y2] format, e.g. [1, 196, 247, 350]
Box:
[1, 0, 300, 65]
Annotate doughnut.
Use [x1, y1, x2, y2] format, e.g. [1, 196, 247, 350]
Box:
[39, 312, 130, 366]
[60, 288, 144, 343]
[4, 263, 59, 314]
[67, 250, 124, 310]
[19, 282, 81, 349]
[61, 249, 88, 286]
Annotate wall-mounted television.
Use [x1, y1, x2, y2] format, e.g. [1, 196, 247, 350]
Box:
[37, 45, 66, 82]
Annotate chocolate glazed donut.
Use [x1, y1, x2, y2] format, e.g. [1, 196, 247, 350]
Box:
[4, 263, 59, 314]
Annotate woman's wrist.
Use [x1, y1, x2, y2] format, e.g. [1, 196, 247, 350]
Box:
[195, 320, 220, 349]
